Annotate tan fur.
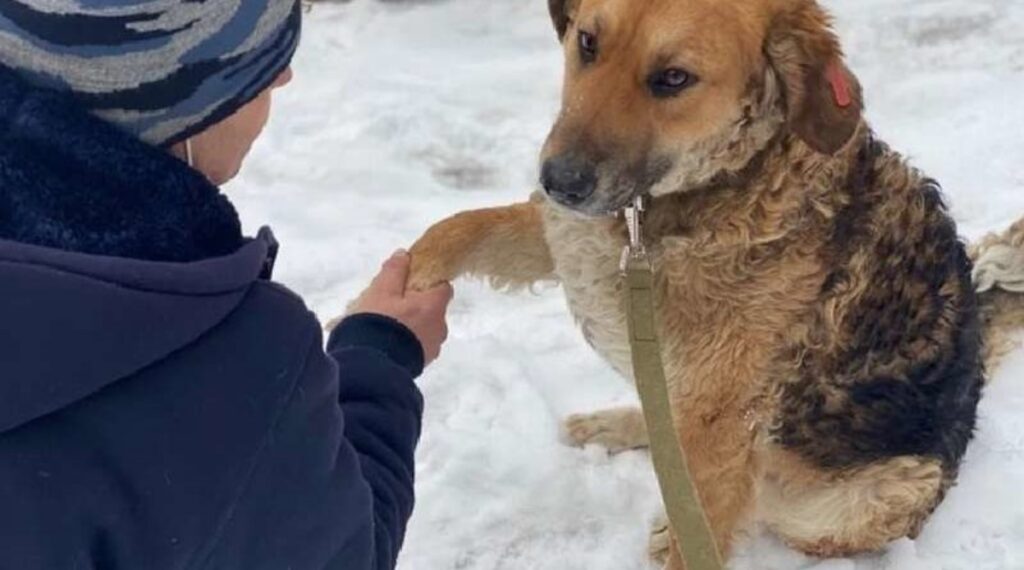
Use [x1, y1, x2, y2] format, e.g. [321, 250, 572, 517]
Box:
[978, 290, 1024, 371]
[648, 513, 672, 564]
[408, 198, 555, 292]
[757, 449, 944, 557]
[565, 407, 649, 452]
[971, 219, 1024, 371]
[402, 0, 1011, 567]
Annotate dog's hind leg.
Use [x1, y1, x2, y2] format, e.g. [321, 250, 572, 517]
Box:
[407, 195, 555, 292]
[563, 407, 648, 453]
[756, 448, 944, 558]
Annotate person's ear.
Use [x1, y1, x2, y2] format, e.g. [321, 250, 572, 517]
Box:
[764, 0, 863, 154]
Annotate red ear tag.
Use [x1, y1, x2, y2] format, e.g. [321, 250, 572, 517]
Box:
[825, 61, 853, 108]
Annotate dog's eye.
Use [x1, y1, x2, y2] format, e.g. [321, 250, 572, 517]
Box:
[578, 30, 598, 63]
[650, 68, 698, 98]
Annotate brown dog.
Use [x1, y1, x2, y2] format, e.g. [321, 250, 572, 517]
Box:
[403, 0, 1018, 566]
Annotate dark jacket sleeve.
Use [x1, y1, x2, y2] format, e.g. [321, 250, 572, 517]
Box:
[326, 313, 426, 567]
[202, 313, 424, 570]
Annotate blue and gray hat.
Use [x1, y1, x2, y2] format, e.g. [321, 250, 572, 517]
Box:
[0, 0, 302, 147]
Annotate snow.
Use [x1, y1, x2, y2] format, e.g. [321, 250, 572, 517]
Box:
[227, 0, 1024, 568]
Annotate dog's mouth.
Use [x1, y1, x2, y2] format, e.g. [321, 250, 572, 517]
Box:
[543, 158, 671, 217]
[544, 183, 639, 217]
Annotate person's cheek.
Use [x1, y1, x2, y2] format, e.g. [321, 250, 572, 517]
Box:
[256, 93, 273, 135]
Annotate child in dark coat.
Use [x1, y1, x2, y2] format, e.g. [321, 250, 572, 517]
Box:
[0, 2, 452, 569]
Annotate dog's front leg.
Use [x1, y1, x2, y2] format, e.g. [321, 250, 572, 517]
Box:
[408, 198, 555, 291]
[661, 411, 756, 570]
[325, 199, 553, 331]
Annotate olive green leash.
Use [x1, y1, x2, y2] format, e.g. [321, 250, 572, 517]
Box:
[620, 196, 724, 570]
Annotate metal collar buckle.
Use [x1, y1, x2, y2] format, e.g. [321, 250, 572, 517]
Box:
[620, 195, 649, 272]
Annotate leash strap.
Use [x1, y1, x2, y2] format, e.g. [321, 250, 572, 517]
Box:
[621, 197, 723, 570]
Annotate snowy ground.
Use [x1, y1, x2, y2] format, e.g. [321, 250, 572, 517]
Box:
[228, 1, 1024, 568]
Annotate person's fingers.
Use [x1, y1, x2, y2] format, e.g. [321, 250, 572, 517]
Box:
[370, 250, 410, 297]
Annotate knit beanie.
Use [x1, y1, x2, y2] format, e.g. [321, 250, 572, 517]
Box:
[0, 0, 302, 147]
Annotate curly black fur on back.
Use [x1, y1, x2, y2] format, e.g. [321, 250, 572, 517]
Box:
[774, 138, 984, 473]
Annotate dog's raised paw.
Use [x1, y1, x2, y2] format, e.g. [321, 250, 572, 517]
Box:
[406, 269, 446, 293]
[563, 407, 648, 454]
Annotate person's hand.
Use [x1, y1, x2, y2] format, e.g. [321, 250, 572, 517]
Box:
[349, 250, 453, 365]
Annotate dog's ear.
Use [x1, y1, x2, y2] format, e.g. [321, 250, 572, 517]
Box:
[764, 0, 863, 155]
[548, 0, 580, 41]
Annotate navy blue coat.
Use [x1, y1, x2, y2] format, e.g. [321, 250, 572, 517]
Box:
[0, 65, 424, 569]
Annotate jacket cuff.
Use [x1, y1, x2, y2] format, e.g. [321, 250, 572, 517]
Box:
[327, 313, 425, 377]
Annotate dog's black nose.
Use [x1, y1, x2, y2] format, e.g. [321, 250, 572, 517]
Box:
[541, 155, 597, 206]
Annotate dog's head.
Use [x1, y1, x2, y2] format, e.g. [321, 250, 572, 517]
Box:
[540, 0, 863, 215]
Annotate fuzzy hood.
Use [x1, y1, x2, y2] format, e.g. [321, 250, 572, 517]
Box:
[0, 64, 277, 433]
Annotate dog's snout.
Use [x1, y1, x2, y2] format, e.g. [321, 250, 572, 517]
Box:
[541, 156, 597, 206]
